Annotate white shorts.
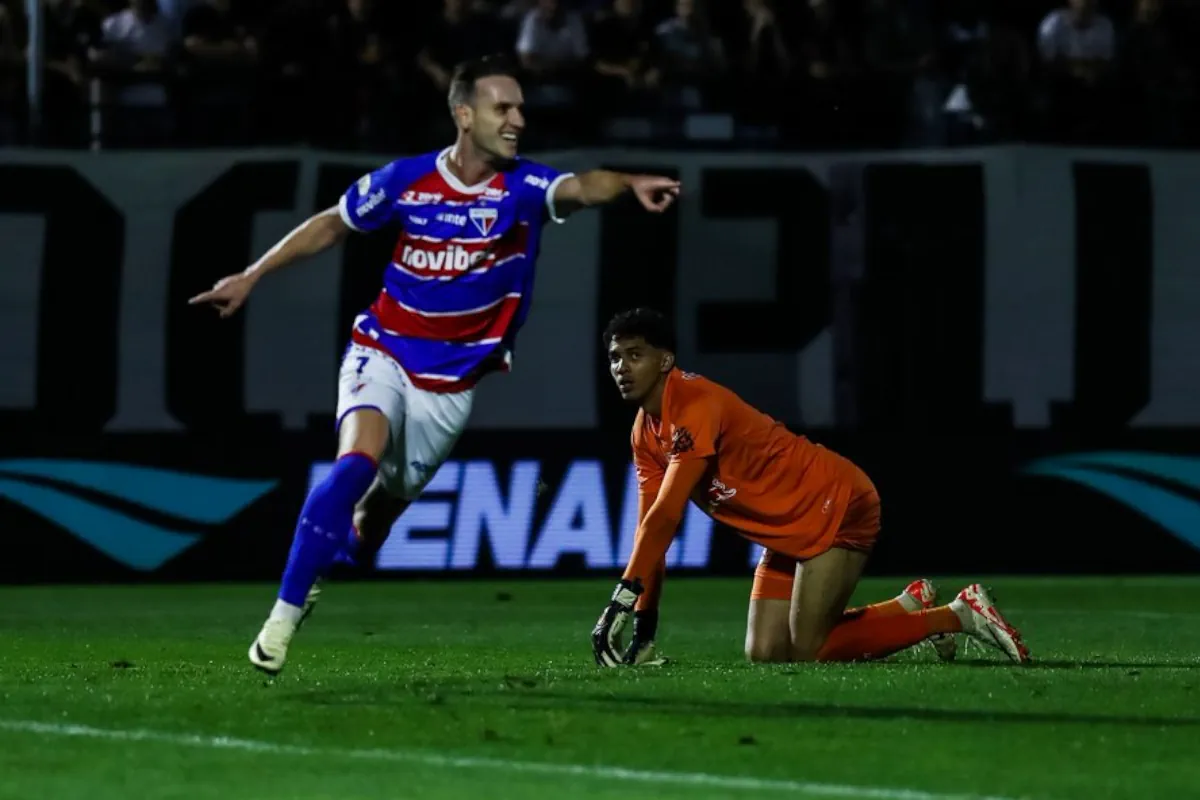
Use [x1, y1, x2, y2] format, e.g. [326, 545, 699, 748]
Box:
[335, 343, 474, 500]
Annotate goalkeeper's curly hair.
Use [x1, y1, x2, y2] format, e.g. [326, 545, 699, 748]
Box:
[601, 308, 677, 353]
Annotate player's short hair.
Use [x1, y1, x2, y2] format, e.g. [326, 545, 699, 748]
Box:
[448, 55, 520, 112]
[602, 308, 677, 353]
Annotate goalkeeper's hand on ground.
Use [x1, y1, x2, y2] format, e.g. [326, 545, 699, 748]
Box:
[623, 609, 669, 666]
[592, 578, 642, 667]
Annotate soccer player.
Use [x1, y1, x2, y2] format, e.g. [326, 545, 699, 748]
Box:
[189, 57, 681, 676]
[590, 308, 1031, 667]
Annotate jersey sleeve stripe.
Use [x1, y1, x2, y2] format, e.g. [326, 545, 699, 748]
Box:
[338, 194, 366, 232]
[545, 172, 575, 224]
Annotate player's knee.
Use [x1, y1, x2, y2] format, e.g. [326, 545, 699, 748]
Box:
[788, 632, 828, 663]
[745, 635, 790, 664]
[338, 407, 391, 460]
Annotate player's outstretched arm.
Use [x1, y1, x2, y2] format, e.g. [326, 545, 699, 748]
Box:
[554, 170, 681, 218]
[188, 206, 352, 318]
[623, 459, 707, 586]
[591, 459, 707, 667]
[627, 456, 669, 666]
[625, 566, 667, 667]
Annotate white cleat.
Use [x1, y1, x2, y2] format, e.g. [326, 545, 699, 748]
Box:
[250, 583, 322, 676]
[900, 578, 958, 662]
[950, 584, 1031, 664]
[248, 616, 298, 676]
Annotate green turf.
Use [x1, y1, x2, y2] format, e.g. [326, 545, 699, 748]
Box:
[0, 576, 1197, 800]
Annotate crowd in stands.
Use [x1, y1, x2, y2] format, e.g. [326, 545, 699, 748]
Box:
[0, 0, 1195, 150]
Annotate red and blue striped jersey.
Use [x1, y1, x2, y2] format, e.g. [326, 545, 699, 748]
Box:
[338, 147, 573, 393]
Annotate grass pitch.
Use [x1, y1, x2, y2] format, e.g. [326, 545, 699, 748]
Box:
[1, 576, 1198, 799]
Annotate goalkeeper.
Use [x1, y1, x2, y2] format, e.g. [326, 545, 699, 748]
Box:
[591, 309, 1030, 667]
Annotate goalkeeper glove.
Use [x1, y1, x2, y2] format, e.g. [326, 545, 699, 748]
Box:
[592, 578, 642, 667]
[623, 608, 669, 666]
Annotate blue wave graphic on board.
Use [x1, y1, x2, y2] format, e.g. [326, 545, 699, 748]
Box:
[1023, 451, 1200, 553]
[0, 460, 276, 571]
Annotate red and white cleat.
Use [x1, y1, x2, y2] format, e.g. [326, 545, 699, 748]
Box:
[900, 578, 938, 611]
[900, 579, 958, 662]
[951, 583, 1031, 664]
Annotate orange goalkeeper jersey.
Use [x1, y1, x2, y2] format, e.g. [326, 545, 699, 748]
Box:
[626, 368, 862, 590]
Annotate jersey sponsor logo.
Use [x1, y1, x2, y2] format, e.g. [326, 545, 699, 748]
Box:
[402, 190, 444, 204]
[680, 371, 701, 380]
[437, 212, 467, 225]
[483, 186, 504, 199]
[469, 207, 498, 237]
[408, 216, 428, 226]
[524, 174, 550, 190]
[706, 477, 737, 512]
[356, 188, 387, 217]
[398, 243, 487, 272]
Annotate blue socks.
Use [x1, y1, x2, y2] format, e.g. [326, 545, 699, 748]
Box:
[278, 452, 377, 607]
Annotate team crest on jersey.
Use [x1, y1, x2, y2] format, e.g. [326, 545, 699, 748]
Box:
[668, 426, 694, 456]
[680, 371, 701, 380]
[469, 207, 498, 236]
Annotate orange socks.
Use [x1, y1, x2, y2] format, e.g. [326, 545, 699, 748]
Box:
[817, 606, 963, 662]
[841, 597, 910, 623]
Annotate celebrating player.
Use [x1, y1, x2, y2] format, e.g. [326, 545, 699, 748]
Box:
[189, 56, 680, 676]
[590, 308, 1030, 667]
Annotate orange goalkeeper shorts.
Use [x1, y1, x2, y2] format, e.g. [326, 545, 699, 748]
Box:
[750, 465, 881, 602]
